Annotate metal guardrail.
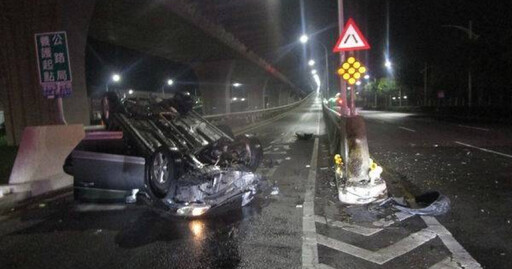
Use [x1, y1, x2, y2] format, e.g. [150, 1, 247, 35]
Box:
[322, 103, 348, 166]
[84, 94, 312, 132]
[203, 94, 312, 126]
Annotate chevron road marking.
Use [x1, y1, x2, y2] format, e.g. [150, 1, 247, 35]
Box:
[315, 211, 413, 237]
[429, 256, 465, 269]
[422, 216, 482, 269]
[316, 228, 437, 265]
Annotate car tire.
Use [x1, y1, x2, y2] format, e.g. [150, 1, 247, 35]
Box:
[235, 135, 263, 172]
[100, 92, 122, 127]
[173, 91, 194, 114]
[145, 147, 179, 200]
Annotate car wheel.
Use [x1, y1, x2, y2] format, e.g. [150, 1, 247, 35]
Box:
[145, 147, 178, 199]
[235, 135, 263, 172]
[100, 92, 122, 127]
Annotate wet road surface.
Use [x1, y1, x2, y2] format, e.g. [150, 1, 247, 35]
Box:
[0, 97, 321, 269]
[1, 99, 509, 268]
[361, 110, 512, 269]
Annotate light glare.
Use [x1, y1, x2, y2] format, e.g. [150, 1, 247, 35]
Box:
[299, 34, 309, 44]
[112, 74, 120, 82]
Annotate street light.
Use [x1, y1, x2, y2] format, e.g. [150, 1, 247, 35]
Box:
[299, 35, 331, 97]
[299, 34, 309, 44]
[385, 60, 392, 69]
[311, 69, 317, 75]
[241, 98, 246, 101]
[443, 21, 478, 109]
[106, 73, 121, 92]
[308, 59, 315, 66]
[356, 81, 362, 86]
[232, 97, 238, 101]
[232, 82, 242, 87]
[162, 78, 174, 97]
[128, 89, 134, 95]
[364, 74, 370, 80]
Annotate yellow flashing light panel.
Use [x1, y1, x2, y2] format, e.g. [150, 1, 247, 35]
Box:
[337, 56, 368, 85]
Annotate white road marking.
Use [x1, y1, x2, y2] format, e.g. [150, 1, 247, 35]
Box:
[75, 204, 126, 212]
[455, 141, 512, 159]
[422, 216, 482, 269]
[429, 256, 465, 269]
[457, 125, 490, 132]
[315, 212, 413, 236]
[372, 211, 413, 227]
[316, 228, 437, 265]
[302, 103, 321, 268]
[302, 137, 319, 268]
[264, 151, 288, 155]
[399, 126, 416, 132]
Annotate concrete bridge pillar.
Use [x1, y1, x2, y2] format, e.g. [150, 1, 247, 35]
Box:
[0, 0, 95, 145]
[278, 87, 291, 106]
[193, 60, 235, 115]
[244, 78, 269, 111]
[265, 82, 281, 108]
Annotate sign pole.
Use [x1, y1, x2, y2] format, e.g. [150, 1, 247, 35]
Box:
[338, 0, 347, 115]
[34, 31, 72, 125]
[56, 97, 67, 124]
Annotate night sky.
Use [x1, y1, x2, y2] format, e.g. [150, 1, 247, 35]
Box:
[306, 0, 512, 101]
[86, 0, 512, 102]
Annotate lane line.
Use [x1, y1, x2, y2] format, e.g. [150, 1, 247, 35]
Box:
[302, 137, 319, 268]
[457, 125, 490, 132]
[74, 204, 127, 212]
[302, 99, 321, 268]
[455, 141, 512, 159]
[316, 228, 437, 265]
[399, 126, 416, 132]
[264, 151, 288, 155]
[422, 216, 482, 269]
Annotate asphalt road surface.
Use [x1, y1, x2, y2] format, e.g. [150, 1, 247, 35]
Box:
[0, 97, 510, 268]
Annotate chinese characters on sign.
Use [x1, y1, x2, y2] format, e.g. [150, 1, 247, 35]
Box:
[35, 31, 72, 98]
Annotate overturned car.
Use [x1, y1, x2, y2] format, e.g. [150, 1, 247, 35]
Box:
[64, 91, 265, 216]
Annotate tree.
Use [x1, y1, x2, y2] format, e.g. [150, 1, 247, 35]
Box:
[378, 77, 398, 95]
[377, 77, 399, 107]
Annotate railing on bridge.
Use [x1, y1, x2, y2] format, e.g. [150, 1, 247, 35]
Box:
[203, 94, 312, 131]
[322, 102, 348, 170]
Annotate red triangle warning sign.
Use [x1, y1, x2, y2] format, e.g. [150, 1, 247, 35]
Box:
[333, 18, 371, 52]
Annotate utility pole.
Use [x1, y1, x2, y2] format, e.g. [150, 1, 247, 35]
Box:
[421, 62, 428, 106]
[338, 0, 347, 115]
[468, 20, 473, 109]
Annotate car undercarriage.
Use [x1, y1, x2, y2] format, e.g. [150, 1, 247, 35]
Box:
[64, 92, 265, 216]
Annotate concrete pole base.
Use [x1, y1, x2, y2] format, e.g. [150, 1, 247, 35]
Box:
[338, 179, 388, 204]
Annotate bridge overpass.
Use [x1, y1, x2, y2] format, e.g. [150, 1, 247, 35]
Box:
[0, 0, 313, 145]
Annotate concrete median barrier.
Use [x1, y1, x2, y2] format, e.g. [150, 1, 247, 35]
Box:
[1, 124, 84, 204]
